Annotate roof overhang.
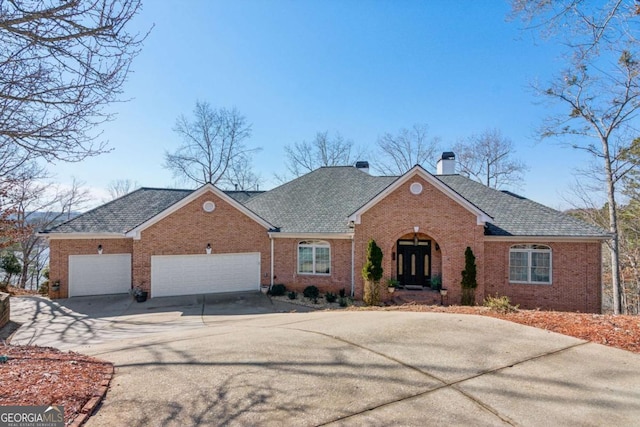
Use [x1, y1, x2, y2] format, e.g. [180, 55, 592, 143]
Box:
[484, 235, 612, 242]
[125, 183, 275, 240]
[348, 165, 493, 226]
[268, 232, 354, 240]
[37, 232, 128, 240]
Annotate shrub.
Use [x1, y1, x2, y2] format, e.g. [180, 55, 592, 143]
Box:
[339, 288, 347, 298]
[303, 285, 319, 299]
[461, 247, 477, 306]
[338, 297, 350, 307]
[38, 281, 49, 295]
[287, 291, 297, 300]
[362, 239, 383, 306]
[483, 294, 519, 314]
[325, 292, 337, 303]
[270, 283, 287, 296]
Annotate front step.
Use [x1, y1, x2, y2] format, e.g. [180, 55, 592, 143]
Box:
[393, 289, 444, 306]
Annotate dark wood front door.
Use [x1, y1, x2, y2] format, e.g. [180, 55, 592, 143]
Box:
[397, 240, 431, 288]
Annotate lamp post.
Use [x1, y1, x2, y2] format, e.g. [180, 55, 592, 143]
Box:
[440, 288, 448, 305]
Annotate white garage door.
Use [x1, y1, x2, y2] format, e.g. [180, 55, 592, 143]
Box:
[69, 254, 131, 297]
[151, 253, 261, 298]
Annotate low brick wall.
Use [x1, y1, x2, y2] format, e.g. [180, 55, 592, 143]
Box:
[0, 292, 9, 329]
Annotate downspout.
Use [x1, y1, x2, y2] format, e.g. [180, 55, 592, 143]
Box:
[351, 235, 355, 297]
[270, 235, 274, 290]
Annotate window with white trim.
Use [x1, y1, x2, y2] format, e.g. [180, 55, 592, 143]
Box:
[298, 240, 331, 275]
[509, 244, 552, 284]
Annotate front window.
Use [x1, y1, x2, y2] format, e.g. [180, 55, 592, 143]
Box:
[509, 244, 552, 284]
[298, 241, 330, 275]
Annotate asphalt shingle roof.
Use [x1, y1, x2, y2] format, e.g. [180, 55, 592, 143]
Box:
[43, 168, 608, 238]
[245, 167, 395, 233]
[43, 188, 193, 234]
[436, 175, 608, 237]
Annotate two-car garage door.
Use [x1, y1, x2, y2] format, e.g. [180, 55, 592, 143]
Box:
[151, 253, 261, 298]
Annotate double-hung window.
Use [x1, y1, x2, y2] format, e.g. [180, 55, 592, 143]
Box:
[509, 244, 552, 284]
[298, 241, 330, 275]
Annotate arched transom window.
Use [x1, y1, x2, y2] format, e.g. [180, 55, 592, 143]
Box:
[298, 240, 331, 275]
[509, 244, 552, 284]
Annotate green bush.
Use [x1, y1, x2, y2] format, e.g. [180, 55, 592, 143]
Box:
[38, 281, 50, 295]
[325, 292, 337, 303]
[303, 285, 319, 299]
[461, 247, 477, 306]
[269, 283, 287, 296]
[287, 291, 297, 300]
[338, 297, 350, 307]
[362, 239, 383, 306]
[483, 294, 519, 314]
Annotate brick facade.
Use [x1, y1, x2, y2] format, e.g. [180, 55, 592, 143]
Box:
[48, 238, 133, 298]
[353, 176, 486, 304]
[484, 240, 602, 313]
[47, 180, 603, 313]
[272, 238, 352, 295]
[131, 192, 271, 293]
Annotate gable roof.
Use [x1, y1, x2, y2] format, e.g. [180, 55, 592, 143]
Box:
[348, 165, 493, 226]
[41, 185, 267, 237]
[124, 183, 273, 239]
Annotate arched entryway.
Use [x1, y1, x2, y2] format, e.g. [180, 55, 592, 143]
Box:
[396, 233, 441, 289]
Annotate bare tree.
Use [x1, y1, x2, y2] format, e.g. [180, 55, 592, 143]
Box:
[164, 101, 259, 187]
[453, 129, 528, 189]
[11, 166, 90, 289]
[106, 179, 139, 201]
[375, 124, 440, 175]
[280, 131, 363, 180]
[512, 0, 640, 314]
[220, 154, 261, 191]
[0, 0, 149, 165]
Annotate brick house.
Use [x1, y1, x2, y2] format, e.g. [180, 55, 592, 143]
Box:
[42, 154, 609, 312]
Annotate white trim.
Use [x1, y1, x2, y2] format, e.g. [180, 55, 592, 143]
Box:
[297, 240, 331, 275]
[509, 244, 552, 285]
[348, 166, 492, 226]
[485, 235, 610, 242]
[125, 183, 274, 240]
[40, 233, 128, 240]
[268, 232, 353, 240]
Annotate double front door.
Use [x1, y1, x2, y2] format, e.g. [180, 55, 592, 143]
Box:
[397, 240, 431, 288]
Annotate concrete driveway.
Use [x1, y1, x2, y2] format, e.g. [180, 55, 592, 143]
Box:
[9, 294, 640, 426]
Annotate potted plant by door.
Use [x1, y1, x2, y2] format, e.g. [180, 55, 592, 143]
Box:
[387, 278, 399, 293]
[430, 275, 442, 291]
[51, 280, 61, 292]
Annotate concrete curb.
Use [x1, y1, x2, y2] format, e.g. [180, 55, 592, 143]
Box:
[69, 364, 115, 427]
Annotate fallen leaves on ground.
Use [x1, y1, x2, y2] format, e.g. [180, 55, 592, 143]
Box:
[0, 344, 113, 426]
[353, 304, 640, 354]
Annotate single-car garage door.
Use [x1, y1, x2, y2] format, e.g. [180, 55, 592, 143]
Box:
[68, 254, 131, 297]
[151, 253, 260, 298]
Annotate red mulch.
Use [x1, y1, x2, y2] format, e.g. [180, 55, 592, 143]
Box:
[0, 344, 113, 426]
[3, 285, 39, 296]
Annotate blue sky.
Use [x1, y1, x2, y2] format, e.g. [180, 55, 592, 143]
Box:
[52, 0, 591, 209]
